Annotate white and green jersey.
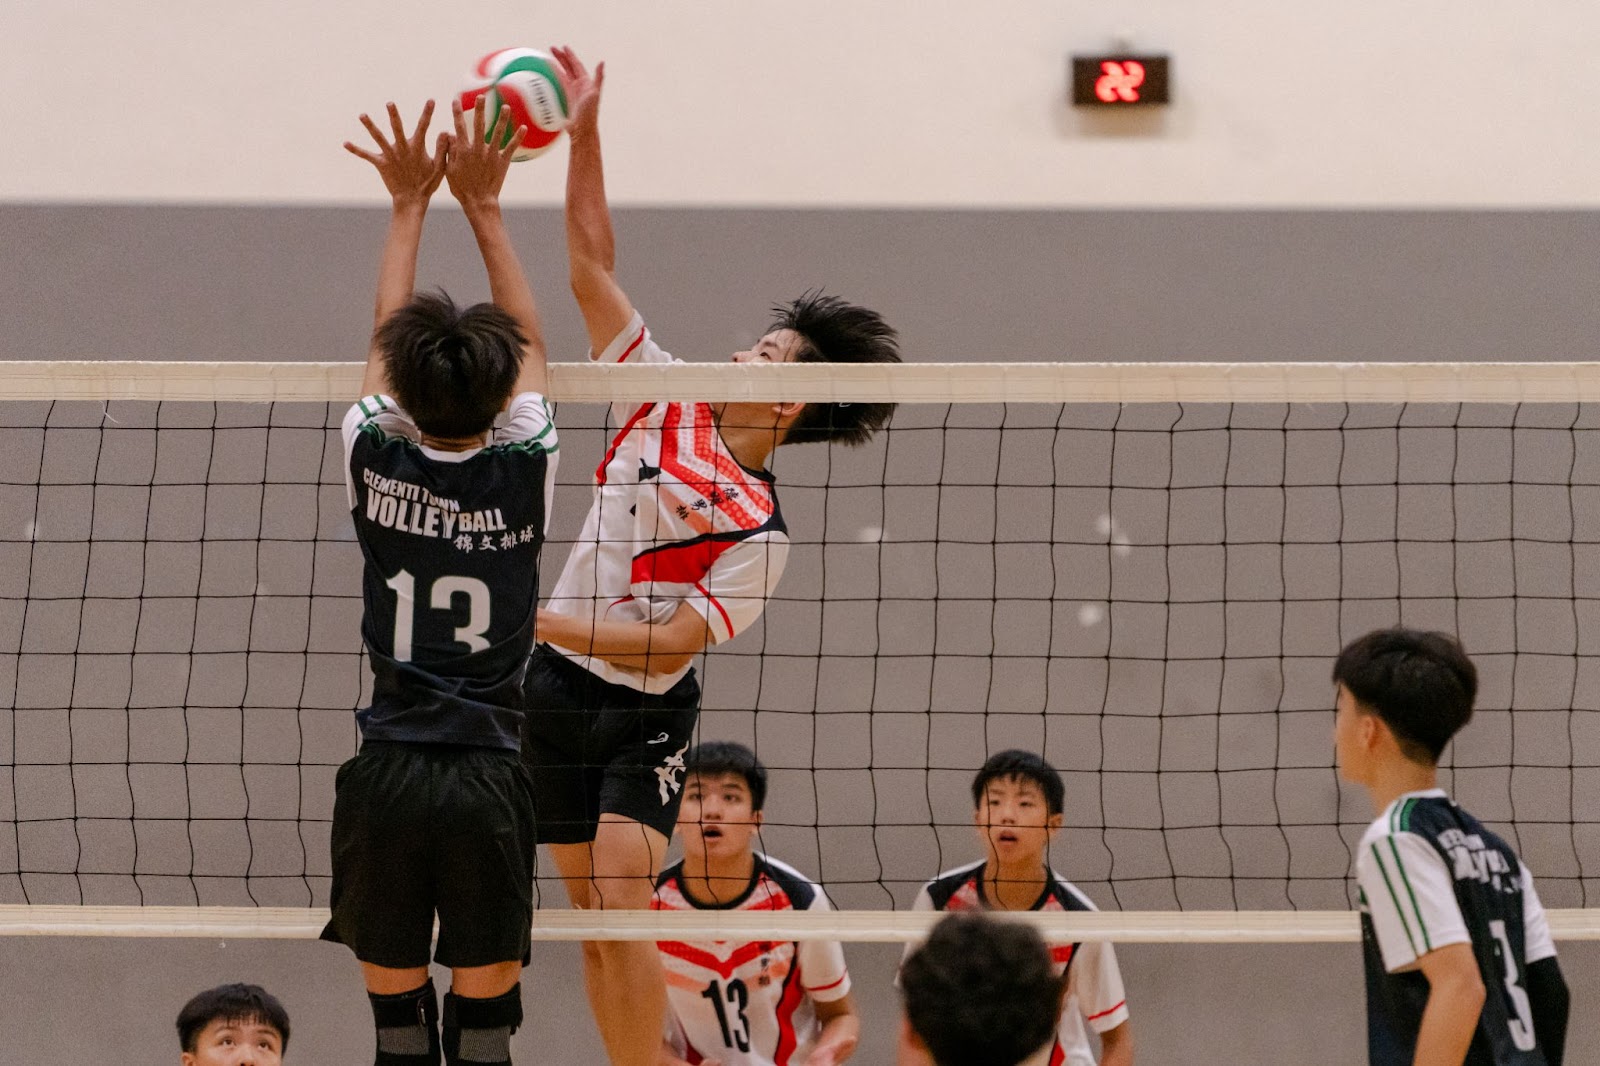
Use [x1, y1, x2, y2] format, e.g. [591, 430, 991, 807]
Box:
[1356, 789, 1557, 1065]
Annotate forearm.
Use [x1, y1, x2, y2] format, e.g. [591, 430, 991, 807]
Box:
[364, 201, 427, 394]
[813, 1012, 860, 1063]
[463, 202, 548, 392]
[539, 609, 707, 674]
[1412, 978, 1485, 1066]
[565, 125, 617, 292]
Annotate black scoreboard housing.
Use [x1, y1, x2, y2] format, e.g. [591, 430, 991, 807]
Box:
[1071, 55, 1171, 107]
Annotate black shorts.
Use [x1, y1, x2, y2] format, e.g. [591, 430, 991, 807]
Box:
[521, 645, 700, 844]
[321, 741, 535, 970]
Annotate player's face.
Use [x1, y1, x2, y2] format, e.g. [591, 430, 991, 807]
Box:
[1334, 683, 1372, 784]
[181, 1019, 284, 1066]
[974, 776, 1061, 866]
[678, 772, 763, 863]
[731, 329, 806, 365]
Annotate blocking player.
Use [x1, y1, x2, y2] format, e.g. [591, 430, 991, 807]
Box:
[899, 912, 1066, 1066]
[523, 46, 900, 1066]
[653, 742, 859, 1066]
[176, 984, 290, 1066]
[908, 751, 1134, 1066]
[322, 97, 557, 1066]
[1334, 628, 1570, 1065]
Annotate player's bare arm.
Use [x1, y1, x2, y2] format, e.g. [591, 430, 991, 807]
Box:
[343, 100, 450, 396]
[445, 95, 550, 398]
[805, 993, 860, 1066]
[536, 601, 712, 677]
[1412, 942, 1486, 1066]
[551, 45, 636, 353]
[1098, 1021, 1134, 1066]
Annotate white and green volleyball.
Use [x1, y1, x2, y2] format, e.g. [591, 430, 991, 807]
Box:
[457, 48, 570, 160]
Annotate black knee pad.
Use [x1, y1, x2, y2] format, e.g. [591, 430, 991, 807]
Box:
[442, 985, 522, 1066]
[369, 979, 441, 1066]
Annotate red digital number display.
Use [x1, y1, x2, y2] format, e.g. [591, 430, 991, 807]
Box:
[1072, 55, 1171, 108]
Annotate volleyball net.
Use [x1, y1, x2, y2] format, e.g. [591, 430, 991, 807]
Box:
[4, 359, 1600, 943]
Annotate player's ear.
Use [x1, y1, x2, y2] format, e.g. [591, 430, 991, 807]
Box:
[181, 1054, 198, 1066]
[1046, 811, 1064, 833]
[752, 808, 765, 830]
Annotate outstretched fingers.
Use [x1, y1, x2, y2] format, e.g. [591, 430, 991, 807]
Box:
[357, 112, 392, 156]
[410, 98, 436, 146]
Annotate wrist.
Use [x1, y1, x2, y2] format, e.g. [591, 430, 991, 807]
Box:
[390, 197, 429, 218]
[462, 199, 505, 224]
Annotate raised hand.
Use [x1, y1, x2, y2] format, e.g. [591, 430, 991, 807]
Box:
[446, 95, 525, 213]
[550, 45, 604, 138]
[344, 101, 449, 208]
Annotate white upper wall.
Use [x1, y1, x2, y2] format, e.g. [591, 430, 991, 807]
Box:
[5, 0, 1599, 206]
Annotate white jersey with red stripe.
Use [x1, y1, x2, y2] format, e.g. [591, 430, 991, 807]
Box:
[909, 861, 1130, 1066]
[544, 312, 790, 694]
[654, 854, 852, 1066]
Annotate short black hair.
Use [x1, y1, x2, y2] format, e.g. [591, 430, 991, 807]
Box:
[971, 749, 1065, 817]
[685, 740, 768, 811]
[375, 290, 526, 440]
[176, 983, 290, 1054]
[901, 912, 1064, 1066]
[1333, 627, 1478, 764]
[770, 290, 900, 447]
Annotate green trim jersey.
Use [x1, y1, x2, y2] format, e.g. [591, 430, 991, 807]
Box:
[1356, 789, 1558, 1065]
[342, 393, 558, 749]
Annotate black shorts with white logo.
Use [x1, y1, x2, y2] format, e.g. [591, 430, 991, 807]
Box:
[321, 741, 535, 970]
[521, 645, 700, 844]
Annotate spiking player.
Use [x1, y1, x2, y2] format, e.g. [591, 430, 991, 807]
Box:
[909, 751, 1134, 1066]
[322, 97, 556, 1066]
[522, 46, 900, 1066]
[1334, 628, 1570, 1065]
[653, 742, 859, 1066]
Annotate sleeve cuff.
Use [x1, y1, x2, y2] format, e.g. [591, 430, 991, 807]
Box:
[593, 313, 648, 363]
[804, 973, 852, 1003]
[1085, 1002, 1130, 1033]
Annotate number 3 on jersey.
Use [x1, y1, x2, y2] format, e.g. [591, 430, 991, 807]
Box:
[1489, 919, 1538, 1051]
[385, 569, 491, 661]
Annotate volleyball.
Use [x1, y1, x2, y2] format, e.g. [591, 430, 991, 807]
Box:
[458, 48, 570, 160]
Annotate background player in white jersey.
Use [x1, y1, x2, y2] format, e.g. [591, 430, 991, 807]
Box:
[899, 912, 1066, 1066]
[653, 742, 859, 1066]
[324, 99, 556, 1066]
[1334, 628, 1570, 1066]
[521, 47, 900, 1066]
[908, 751, 1133, 1066]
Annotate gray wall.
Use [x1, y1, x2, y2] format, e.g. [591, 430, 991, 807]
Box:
[3, 205, 1599, 1063]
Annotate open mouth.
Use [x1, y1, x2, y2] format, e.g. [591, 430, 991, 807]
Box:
[996, 830, 1018, 844]
[702, 827, 724, 841]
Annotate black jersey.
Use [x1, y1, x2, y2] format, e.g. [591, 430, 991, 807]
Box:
[343, 393, 557, 749]
[1356, 790, 1558, 1066]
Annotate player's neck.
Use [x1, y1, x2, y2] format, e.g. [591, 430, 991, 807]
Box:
[710, 405, 779, 472]
[1364, 759, 1440, 816]
[680, 848, 759, 907]
[419, 431, 487, 453]
[984, 857, 1049, 911]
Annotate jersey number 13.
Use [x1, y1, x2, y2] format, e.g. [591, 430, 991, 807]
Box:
[385, 569, 491, 661]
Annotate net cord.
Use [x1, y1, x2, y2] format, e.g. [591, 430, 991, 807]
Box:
[5, 361, 1600, 405]
[2, 906, 1599, 942]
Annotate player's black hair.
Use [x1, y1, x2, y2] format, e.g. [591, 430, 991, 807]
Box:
[769, 290, 901, 447]
[375, 290, 526, 440]
[684, 740, 768, 811]
[971, 749, 1065, 817]
[176, 983, 291, 1054]
[1333, 627, 1478, 764]
[900, 912, 1065, 1066]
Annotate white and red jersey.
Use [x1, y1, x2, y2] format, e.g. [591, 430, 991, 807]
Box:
[544, 312, 790, 694]
[654, 854, 852, 1066]
[909, 861, 1130, 1066]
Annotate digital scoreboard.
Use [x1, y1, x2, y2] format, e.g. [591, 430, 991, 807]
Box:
[1071, 55, 1171, 107]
